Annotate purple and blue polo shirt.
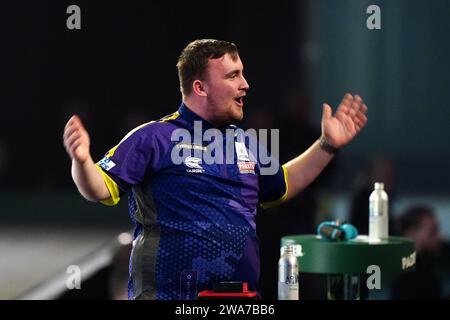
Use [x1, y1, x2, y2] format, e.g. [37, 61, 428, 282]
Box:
[96, 102, 288, 300]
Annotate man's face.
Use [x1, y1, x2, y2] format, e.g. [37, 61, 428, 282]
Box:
[407, 215, 442, 254]
[203, 53, 250, 125]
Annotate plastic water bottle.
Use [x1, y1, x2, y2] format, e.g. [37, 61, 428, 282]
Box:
[278, 245, 299, 300]
[369, 182, 389, 239]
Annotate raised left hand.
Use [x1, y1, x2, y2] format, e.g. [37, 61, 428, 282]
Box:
[321, 93, 368, 149]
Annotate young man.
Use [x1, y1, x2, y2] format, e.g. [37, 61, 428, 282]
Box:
[63, 39, 368, 299]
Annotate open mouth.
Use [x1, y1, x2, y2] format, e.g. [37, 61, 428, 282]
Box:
[234, 96, 244, 107]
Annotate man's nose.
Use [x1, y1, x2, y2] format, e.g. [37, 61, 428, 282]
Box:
[241, 76, 250, 91]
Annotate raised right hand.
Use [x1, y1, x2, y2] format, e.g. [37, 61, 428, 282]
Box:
[63, 115, 91, 164]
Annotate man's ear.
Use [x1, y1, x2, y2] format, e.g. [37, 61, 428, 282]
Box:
[192, 80, 208, 97]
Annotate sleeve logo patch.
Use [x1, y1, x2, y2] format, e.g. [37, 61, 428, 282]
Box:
[98, 157, 116, 171]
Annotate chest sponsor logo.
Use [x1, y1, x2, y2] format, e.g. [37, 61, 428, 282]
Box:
[238, 161, 256, 174]
[184, 156, 205, 173]
[175, 143, 207, 151]
[98, 157, 116, 171]
[170, 122, 280, 175]
[235, 141, 250, 161]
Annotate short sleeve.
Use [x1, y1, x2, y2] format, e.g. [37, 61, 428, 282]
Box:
[257, 143, 289, 209]
[96, 123, 161, 206]
[259, 164, 289, 209]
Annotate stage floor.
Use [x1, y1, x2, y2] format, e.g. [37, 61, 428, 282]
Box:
[0, 225, 126, 299]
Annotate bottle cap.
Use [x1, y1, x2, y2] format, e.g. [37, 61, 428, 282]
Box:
[374, 182, 384, 190]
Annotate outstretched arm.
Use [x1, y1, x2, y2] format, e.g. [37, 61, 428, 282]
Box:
[63, 115, 111, 202]
[283, 94, 368, 201]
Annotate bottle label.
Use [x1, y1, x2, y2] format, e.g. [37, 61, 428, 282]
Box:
[278, 282, 299, 300]
[285, 274, 298, 285]
[369, 215, 389, 239]
[280, 244, 303, 257]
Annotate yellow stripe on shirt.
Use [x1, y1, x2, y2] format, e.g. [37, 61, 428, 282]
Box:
[105, 112, 180, 158]
[106, 121, 154, 158]
[95, 164, 121, 206]
[159, 111, 180, 123]
[97, 111, 181, 205]
[260, 165, 289, 209]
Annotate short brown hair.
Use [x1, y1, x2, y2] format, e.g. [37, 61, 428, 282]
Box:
[176, 39, 239, 97]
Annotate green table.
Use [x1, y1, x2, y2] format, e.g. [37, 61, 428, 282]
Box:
[281, 235, 416, 299]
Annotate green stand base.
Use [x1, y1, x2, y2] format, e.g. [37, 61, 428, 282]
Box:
[281, 235, 416, 300]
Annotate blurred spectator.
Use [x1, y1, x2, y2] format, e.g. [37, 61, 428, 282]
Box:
[397, 205, 442, 254]
[391, 205, 450, 299]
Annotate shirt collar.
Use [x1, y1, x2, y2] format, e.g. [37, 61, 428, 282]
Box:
[178, 102, 207, 123]
[178, 102, 233, 131]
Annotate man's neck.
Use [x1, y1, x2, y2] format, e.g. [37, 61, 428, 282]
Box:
[183, 97, 222, 127]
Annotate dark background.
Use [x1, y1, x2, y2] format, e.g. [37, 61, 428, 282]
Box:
[1, 0, 450, 299]
[1, 0, 303, 190]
